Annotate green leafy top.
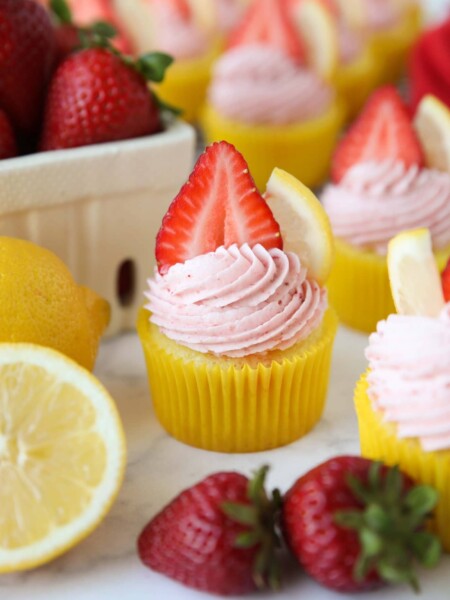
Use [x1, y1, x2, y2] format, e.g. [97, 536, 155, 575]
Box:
[49, 0, 181, 117]
[221, 466, 283, 591]
[335, 462, 441, 592]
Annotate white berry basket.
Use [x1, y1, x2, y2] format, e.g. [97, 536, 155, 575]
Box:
[0, 120, 196, 336]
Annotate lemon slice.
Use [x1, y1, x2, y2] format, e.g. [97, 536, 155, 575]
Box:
[387, 228, 445, 317]
[414, 95, 450, 174]
[265, 168, 334, 285]
[291, 0, 339, 79]
[0, 344, 126, 573]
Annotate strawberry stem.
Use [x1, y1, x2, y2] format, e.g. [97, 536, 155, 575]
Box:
[335, 462, 441, 592]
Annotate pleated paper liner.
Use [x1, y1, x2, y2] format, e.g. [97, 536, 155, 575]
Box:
[355, 375, 450, 553]
[138, 308, 338, 453]
[156, 41, 222, 123]
[200, 102, 344, 191]
[327, 239, 450, 334]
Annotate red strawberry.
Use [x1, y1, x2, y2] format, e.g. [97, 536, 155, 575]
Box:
[0, 109, 17, 159]
[442, 258, 450, 302]
[137, 468, 280, 596]
[155, 141, 283, 273]
[227, 0, 306, 64]
[0, 0, 55, 142]
[282, 456, 441, 593]
[40, 48, 167, 151]
[332, 86, 424, 183]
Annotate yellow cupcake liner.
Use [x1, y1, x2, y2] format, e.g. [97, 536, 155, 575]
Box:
[200, 101, 345, 191]
[326, 239, 450, 334]
[355, 375, 450, 553]
[156, 42, 222, 123]
[137, 308, 338, 453]
[334, 47, 380, 121]
[369, 5, 423, 85]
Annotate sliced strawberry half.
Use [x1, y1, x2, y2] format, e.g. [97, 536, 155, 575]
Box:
[332, 86, 424, 183]
[155, 142, 283, 273]
[442, 258, 450, 303]
[227, 0, 306, 64]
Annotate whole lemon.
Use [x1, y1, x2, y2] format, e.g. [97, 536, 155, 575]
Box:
[0, 237, 109, 370]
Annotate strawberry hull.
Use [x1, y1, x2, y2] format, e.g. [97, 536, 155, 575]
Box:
[0, 121, 195, 336]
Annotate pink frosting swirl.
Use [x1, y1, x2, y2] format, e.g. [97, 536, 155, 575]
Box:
[150, 1, 210, 59]
[363, 0, 401, 31]
[366, 304, 450, 451]
[145, 244, 327, 358]
[208, 45, 334, 125]
[322, 161, 450, 254]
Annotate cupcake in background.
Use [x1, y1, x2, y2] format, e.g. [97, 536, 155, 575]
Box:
[189, 0, 250, 36]
[289, 0, 379, 120]
[114, 0, 220, 122]
[138, 140, 338, 453]
[355, 227, 450, 551]
[409, 16, 450, 113]
[321, 87, 450, 333]
[360, 0, 423, 85]
[201, 0, 343, 190]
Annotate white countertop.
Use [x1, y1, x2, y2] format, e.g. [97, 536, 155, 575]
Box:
[1, 325, 449, 600]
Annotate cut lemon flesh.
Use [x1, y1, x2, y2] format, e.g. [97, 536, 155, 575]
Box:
[291, 0, 339, 79]
[265, 168, 334, 285]
[414, 95, 450, 174]
[387, 228, 445, 317]
[0, 344, 126, 573]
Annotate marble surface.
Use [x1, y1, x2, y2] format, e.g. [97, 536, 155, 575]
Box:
[1, 325, 449, 600]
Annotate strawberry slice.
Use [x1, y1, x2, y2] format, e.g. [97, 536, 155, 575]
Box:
[155, 142, 283, 273]
[442, 258, 450, 302]
[227, 0, 306, 64]
[331, 86, 424, 183]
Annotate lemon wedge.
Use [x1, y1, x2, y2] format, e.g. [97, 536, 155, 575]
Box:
[291, 0, 339, 79]
[265, 168, 334, 285]
[387, 228, 445, 317]
[414, 95, 450, 174]
[0, 344, 126, 573]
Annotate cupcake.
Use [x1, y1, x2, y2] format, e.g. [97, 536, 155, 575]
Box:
[409, 16, 450, 113]
[114, 0, 221, 122]
[360, 0, 423, 85]
[201, 0, 344, 190]
[355, 227, 450, 551]
[322, 87, 450, 333]
[138, 140, 337, 453]
[289, 0, 379, 120]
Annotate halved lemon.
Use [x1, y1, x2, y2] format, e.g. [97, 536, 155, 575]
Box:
[414, 95, 450, 174]
[291, 0, 339, 79]
[0, 344, 126, 573]
[265, 167, 334, 285]
[387, 228, 445, 317]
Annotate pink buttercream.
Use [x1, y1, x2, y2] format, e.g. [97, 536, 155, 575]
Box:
[338, 21, 364, 64]
[366, 304, 450, 451]
[145, 244, 327, 358]
[150, 1, 210, 59]
[214, 0, 246, 33]
[208, 45, 334, 125]
[363, 0, 400, 31]
[322, 160, 450, 254]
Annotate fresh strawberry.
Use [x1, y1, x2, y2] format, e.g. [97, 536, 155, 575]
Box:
[227, 0, 306, 64]
[155, 141, 283, 273]
[282, 456, 441, 593]
[332, 86, 424, 182]
[137, 467, 281, 595]
[0, 0, 55, 142]
[39, 47, 176, 150]
[0, 109, 17, 160]
[442, 258, 450, 302]
[409, 22, 450, 112]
